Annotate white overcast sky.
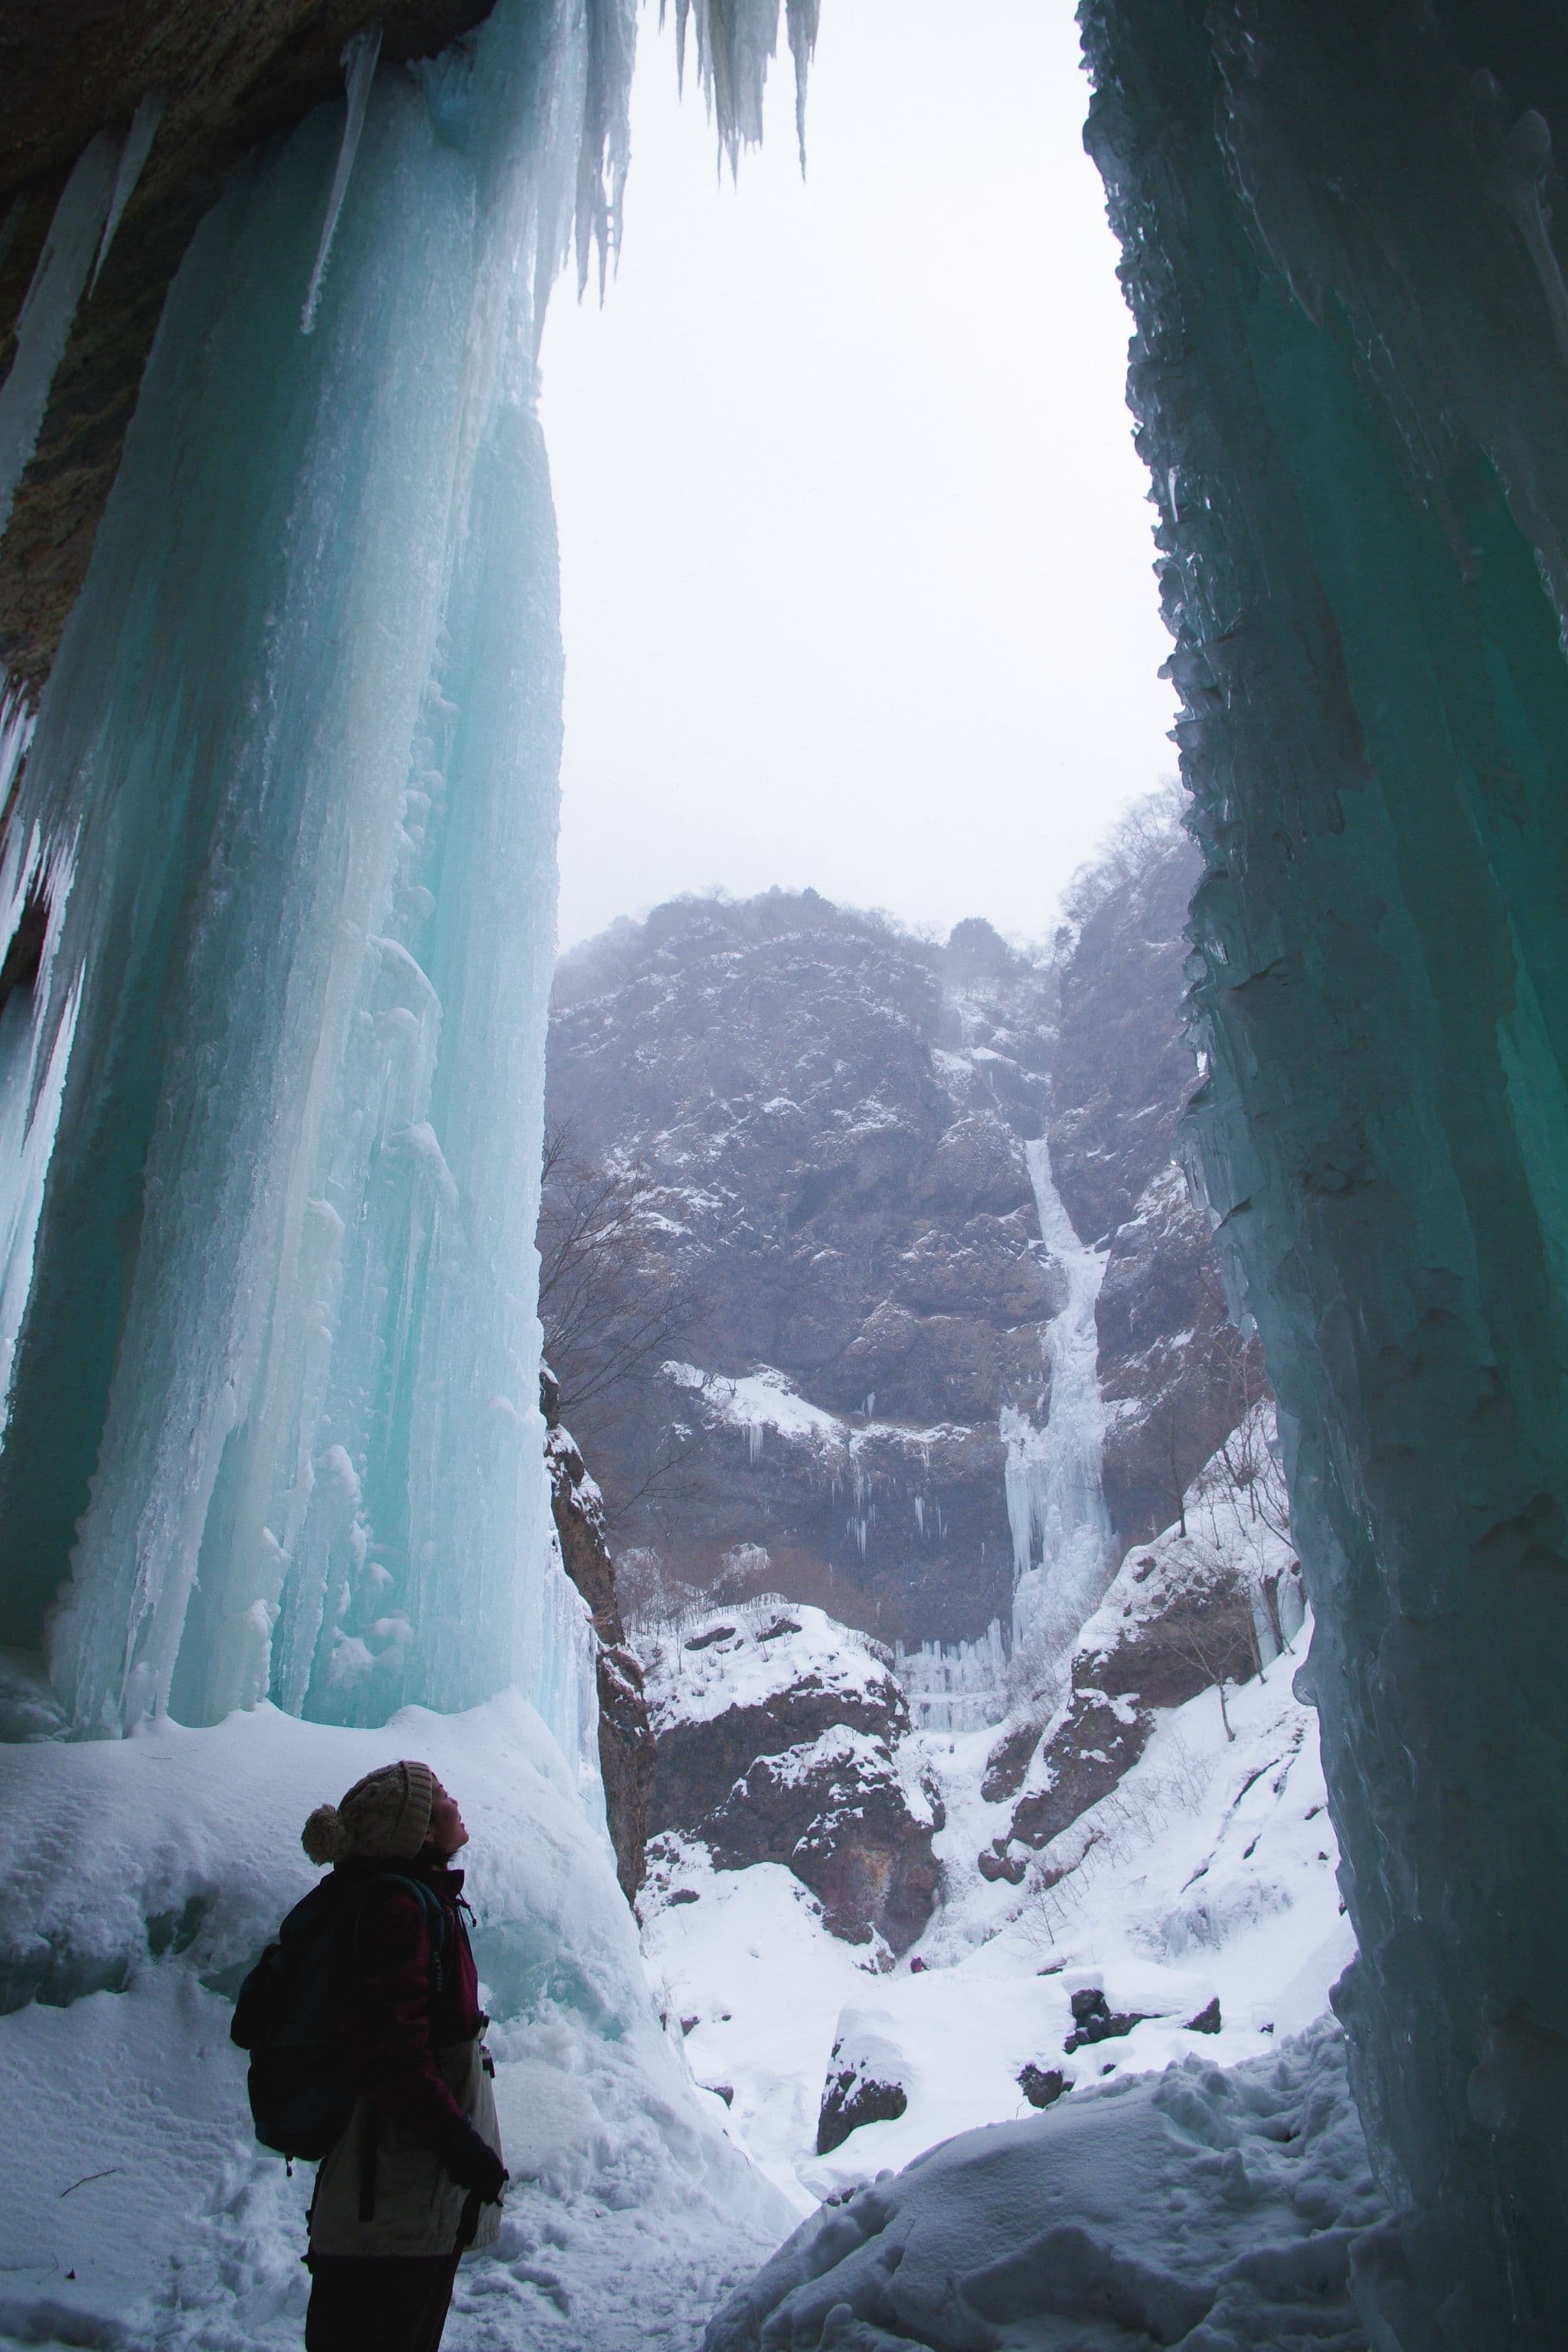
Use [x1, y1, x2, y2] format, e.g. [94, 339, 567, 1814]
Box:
[538, 0, 1177, 954]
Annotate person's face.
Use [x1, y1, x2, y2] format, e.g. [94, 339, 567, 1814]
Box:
[426, 1780, 469, 1858]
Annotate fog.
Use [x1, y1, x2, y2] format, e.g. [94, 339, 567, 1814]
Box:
[541, 0, 1176, 952]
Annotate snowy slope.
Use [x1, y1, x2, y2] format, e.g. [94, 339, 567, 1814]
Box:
[704, 2017, 1387, 2351]
[0, 1697, 790, 2352]
[642, 1607, 1350, 2216]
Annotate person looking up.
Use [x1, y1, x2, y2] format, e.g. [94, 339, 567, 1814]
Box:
[296, 1760, 508, 2352]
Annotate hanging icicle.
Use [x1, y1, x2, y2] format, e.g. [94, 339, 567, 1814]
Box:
[0, 135, 121, 538]
[89, 90, 166, 298]
[301, 26, 384, 335]
[664, 0, 818, 175]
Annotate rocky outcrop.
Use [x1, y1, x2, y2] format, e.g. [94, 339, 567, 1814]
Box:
[989, 1509, 1271, 1868]
[1046, 813, 1250, 1552]
[642, 1603, 940, 1953]
[546, 891, 1058, 1647]
[541, 1366, 654, 1903]
[707, 1725, 940, 1952]
[0, 0, 498, 690]
[816, 2021, 909, 2154]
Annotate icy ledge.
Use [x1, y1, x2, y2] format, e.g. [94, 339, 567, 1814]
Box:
[704, 2016, 1390, 2351]
[0, 1695, 789, 2352]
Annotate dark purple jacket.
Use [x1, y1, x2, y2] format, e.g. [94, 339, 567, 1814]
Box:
[333, 1854, 495, 2189]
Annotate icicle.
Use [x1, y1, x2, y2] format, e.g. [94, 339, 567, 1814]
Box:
[301, 27, 383, 336]
[786, 0, 818, 173]
[667, 0, 812, 176]
[89, 90, 165, 298]
[0, 133, 120, 539]
[573, 0, 635, 299]
[0, 678, 80, 1442]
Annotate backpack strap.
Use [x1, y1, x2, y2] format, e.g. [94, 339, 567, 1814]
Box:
[366, 1872, 452, 1988]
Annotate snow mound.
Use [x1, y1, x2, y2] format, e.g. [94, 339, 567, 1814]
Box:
[0, 1695, 790, 2352]
[641, 1601, 897, 1733]
[703, 2017, 1388, 2351]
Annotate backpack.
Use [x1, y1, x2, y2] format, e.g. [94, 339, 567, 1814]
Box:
[230, 1871, 450, 2163]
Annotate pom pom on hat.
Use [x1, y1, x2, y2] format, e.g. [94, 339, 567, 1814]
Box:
[302, 1760, 436, 1865]
[302, 1804, 351, 1865]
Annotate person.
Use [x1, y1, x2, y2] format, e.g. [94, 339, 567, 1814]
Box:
[298, 1760, 508, 2352]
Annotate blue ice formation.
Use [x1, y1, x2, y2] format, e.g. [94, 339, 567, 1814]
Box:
[0, 0, 796, 1758]
[0, 0, 812, 1751]
[0, 1, 622, 1745]
[1003, 1135, 1116, 1668]
[1082, 0, 1568, 2337]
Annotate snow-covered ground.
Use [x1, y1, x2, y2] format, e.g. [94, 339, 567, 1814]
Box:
[704, 2017, 1386, 2350]
[0, 1694, 789, 2352]
[0, 1439, 1366, 2352]
[644, 1623, 1351, 2219]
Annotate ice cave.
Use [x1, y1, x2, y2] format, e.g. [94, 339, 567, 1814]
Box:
[1, 0, 1566, 2346]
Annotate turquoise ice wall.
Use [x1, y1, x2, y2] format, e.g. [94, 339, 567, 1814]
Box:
[1081, 2, 1568, 2340]
[0, 0, 633, 1745]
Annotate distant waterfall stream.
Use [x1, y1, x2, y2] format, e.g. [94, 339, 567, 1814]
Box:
[1002, 1135, 1116, 1668]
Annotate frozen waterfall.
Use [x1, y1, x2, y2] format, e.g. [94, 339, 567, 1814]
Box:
[1002, 1135, 1116, 1665]
[893, 1620, 1008, 1734]
[0, 0, 638, 1749]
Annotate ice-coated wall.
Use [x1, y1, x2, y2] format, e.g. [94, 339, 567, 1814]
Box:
[1080, 2, 1568, 2339]
[0, 0, 642, 1743]
[0, 0, 817, 1757]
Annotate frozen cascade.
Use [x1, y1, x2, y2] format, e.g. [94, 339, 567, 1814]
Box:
[894, 1620, 1007, 1734]
[0, 132, 122, 539]
[1079, 1, 1568, 2330]
[0, 0, 641, 1749]
[1003, 1134, 1116, 1663]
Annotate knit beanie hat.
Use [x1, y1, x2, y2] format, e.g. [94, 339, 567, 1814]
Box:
[302, 1759, 436, 1866]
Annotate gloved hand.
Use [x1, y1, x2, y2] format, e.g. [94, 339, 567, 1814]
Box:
[447, 2132, 508, 2206]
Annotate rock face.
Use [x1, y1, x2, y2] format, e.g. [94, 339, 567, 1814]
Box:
[1048, 815, 1253, 1550]
[541, 1366, 654, 1903]
[0, 0, 498, 690]
[642, 1603, 940, 1954]
[547, 892, 1058, 1647]
[982, 1432, 1298, 1875]
[544, 847, 1254, 1657]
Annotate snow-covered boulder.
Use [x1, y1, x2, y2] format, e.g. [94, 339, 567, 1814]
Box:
[704, 2020, 1388, 2352]
[642, 1603, 939, 1952]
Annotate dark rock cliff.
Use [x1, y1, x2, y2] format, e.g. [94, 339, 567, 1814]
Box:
[541, 1365, 654, 1902]
[546, 891, 1059, 1647]
[544, 844, 1253, 1650]
[1047, 812, 1256, 1548]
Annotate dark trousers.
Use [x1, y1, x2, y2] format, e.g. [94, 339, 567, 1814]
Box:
[305, 2255, 461, 2352]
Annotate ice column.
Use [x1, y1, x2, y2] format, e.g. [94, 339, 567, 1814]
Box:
[1082, 0, 1568, 2333]
[1004, 1135, 1115, 1664]
[0, 0, 635, 1751]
